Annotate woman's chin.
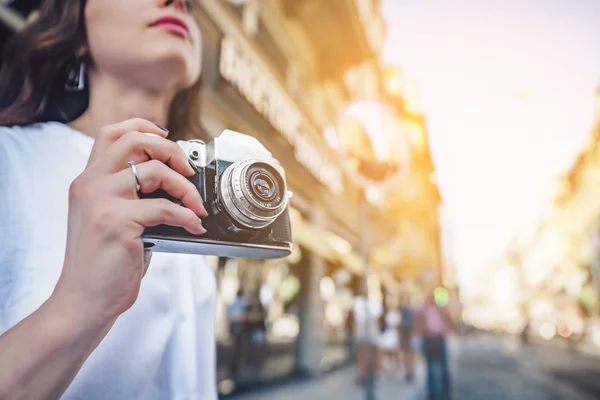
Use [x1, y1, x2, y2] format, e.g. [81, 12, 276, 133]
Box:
[135, 54, 199, 91]
[154, 49, 199, 79]
[122, 67, 194, 94]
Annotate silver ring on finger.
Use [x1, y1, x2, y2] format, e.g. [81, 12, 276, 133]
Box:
[128, 160, 142, 193]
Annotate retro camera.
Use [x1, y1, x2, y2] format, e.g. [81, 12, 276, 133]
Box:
[142, 130, 293, 259]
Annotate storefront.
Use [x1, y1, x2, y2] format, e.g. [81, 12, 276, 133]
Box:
[320, 260, 356, 370]
[210, 246, 308, 392]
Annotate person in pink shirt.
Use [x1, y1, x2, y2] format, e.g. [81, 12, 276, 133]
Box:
[415, 288, 454, 400]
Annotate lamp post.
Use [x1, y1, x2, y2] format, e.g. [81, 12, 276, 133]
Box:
[328, 100, 409, 400]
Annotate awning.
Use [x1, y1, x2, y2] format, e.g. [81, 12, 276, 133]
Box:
[289, 208, 338, 262]
[289, 208, 402, 292]
[289, 208, 365, 273]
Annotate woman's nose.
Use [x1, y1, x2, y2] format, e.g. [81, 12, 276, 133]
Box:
[163, 0, 188, 13]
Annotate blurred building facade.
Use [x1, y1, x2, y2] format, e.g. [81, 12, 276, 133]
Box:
[479, 86, 600, 343]
[377, 69, 444, 294]
[195, 0, 396, 392]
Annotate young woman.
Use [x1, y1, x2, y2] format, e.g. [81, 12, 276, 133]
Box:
[416, 289, 454, 400]
[0, 1, 217, 398]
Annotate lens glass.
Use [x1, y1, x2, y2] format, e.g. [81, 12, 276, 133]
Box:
[245, 163, 284, 208]
[251, 173, 277, 201]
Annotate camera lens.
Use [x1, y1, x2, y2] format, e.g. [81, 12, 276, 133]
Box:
[219, 159, 288, 229]
[250, 173, 277, 202]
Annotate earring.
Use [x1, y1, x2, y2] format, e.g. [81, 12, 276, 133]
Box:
[65, 58, 87, 91]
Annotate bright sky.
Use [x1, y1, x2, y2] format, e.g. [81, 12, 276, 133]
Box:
[382, 0, 600, 295]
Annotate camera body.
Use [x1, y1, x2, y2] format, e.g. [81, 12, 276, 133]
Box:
[142, 130, 293, 259]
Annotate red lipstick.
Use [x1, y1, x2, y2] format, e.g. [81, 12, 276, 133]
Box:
[151, 16, 190, 39]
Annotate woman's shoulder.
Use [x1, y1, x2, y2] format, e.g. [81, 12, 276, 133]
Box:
[0, 122, 93, 167]
[0, 122, 70, 150]
[0, 123, 62, 169]
[0, 121, 73, 135]
[0, 121, 67, 133]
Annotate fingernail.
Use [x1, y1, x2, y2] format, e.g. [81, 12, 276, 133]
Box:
[196, 220, 207, 234]
[187, 158, 198, 174]
[155, 124, 169, 135]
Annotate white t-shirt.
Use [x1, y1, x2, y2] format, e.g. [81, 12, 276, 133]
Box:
[385, 310, 401, 329]
[0, 122, 217, 400]
[377, 311, 401, 350]
[352, 295, 383, 343]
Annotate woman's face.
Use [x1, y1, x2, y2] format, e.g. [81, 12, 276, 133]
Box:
[84, 0, 202, 92]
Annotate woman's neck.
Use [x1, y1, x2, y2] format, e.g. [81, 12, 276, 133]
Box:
[69, 71, 175, 139]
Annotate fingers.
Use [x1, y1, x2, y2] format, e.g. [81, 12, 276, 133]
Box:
[90, 131, 195, 178]
[113, 159, 207, 217]
[128, 198, 206, 235]
[87, 118, 169, 166]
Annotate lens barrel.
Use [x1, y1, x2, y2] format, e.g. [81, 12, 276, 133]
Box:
[219, 159, 288, 229]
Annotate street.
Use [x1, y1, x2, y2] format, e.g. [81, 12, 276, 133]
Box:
[456, 334, 599, 400]
[228, 334, 600, 400]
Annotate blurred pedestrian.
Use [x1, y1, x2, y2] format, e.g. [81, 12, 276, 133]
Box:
[246, 291, 267, 372]
[416, 288, 454, 400]
[377, 303, 401, 375]
[0, 1, 217, 399]
[352, 294, 383, 383]
[399, 293, 417, 382]
[227, 289, 247, 378]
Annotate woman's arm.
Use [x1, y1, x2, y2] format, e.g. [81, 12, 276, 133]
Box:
[0, 118, 207, 399]
[0, 131, 110, 399]
[0, 292, 115, 400]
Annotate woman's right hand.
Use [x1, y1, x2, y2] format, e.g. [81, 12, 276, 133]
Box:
[52, 118, 207, 326]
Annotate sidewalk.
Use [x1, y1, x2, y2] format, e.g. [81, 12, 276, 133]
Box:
[228, 363, 425, 400]
[226, 336, 466, 400]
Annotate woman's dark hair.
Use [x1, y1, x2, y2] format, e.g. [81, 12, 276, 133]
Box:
[0, 0, 204, 140]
